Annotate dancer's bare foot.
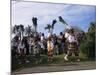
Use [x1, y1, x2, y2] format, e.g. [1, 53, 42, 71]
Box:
[77, 59, 80, 62]
[64, 55, 68, 61]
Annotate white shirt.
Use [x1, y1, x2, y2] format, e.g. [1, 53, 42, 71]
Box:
[65, 32, 69, 38]
[47, 32, 51, 38]
[38, 41, 44, 49]
[67, 35, 77, 43]
[41, 36, 45, 42]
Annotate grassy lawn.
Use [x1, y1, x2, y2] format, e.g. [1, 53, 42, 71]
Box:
[12, 53, 95, 72]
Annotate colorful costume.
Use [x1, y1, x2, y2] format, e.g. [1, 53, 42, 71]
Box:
[47, 41, 54, 61]
[67, 35, 79, 56]
[64, 32, 80, 61]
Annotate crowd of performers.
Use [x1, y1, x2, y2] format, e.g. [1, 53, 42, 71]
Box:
[11, 28, 81, 63]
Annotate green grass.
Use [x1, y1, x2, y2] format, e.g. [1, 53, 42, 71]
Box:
[12, 53, 95, 72]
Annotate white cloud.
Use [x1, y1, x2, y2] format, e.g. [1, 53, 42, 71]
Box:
[12, 1, 96, 35]
[12, 1, 70, 26]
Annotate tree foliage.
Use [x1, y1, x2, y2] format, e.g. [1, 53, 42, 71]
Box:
[45, 19, 57, 33]
[80, 22, 96, 59]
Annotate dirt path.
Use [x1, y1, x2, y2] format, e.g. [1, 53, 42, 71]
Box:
[12, 61, 96, 75]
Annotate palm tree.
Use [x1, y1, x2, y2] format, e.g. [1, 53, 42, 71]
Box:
[88, 22, 96, 32]
[12, 25, 19, 35]
[59, 16, 68, 25]
[45, 24, 52, 32]
[45, 19, 57, 34]
[25, 25, 32, 37]
[16, 24, 24, 40]
[51, 19, 57, 33]
[58, 16, 71, 29]
[32, 17, 37, 34]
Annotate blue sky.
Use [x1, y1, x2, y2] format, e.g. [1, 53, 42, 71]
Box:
[12, 1, 96, 36]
